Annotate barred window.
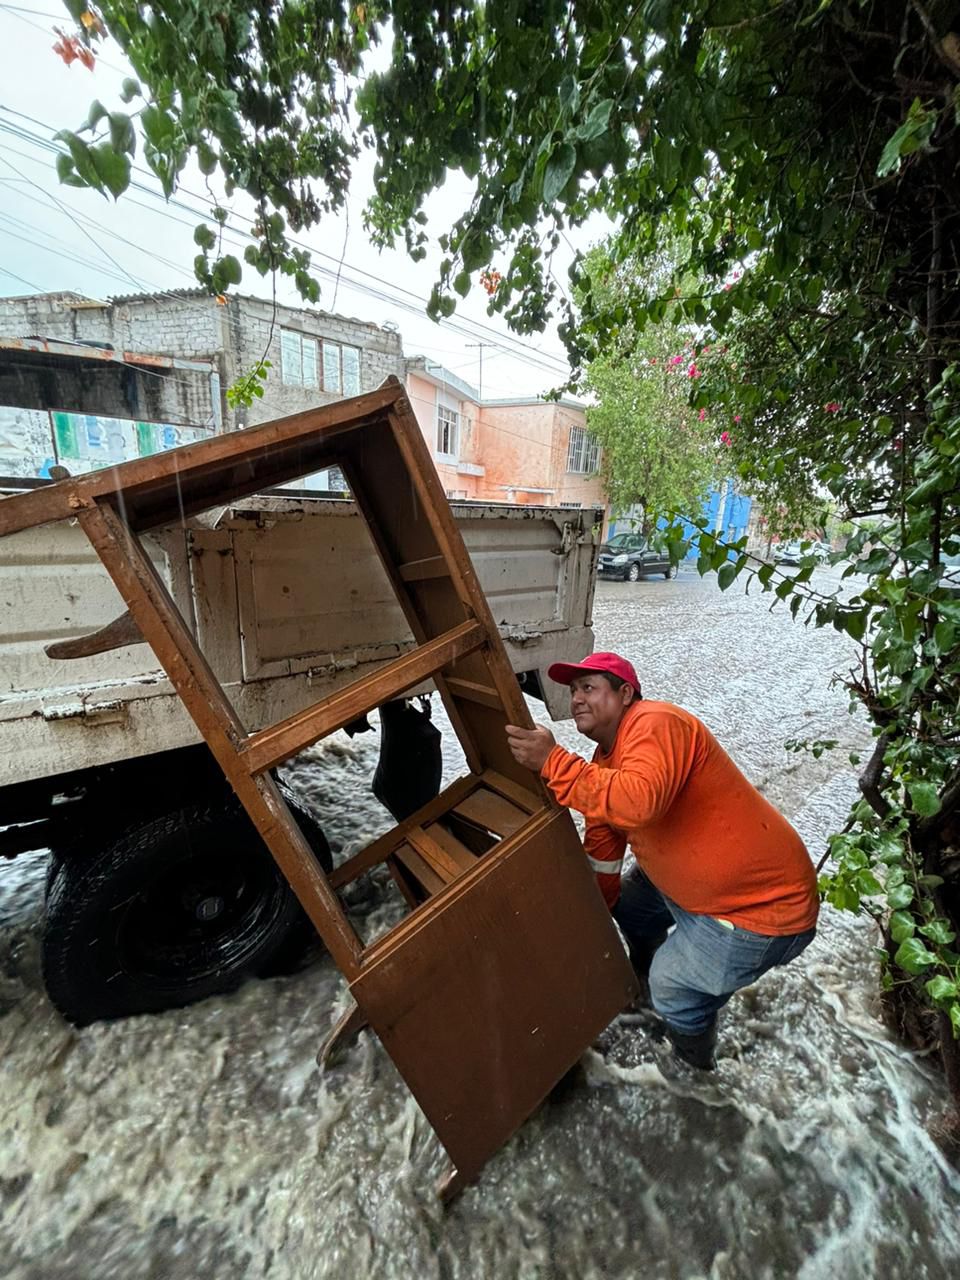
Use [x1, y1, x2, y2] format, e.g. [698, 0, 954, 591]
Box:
[566, 424, 600, 474]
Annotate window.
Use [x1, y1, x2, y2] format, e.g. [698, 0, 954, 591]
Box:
[566, 424, 600, 474]
[559, 501, 582, 508]
[341, 345, 361, 395]
[280, 329, 361, 395]
[436, 403, 460, 459]
[322, 340, 341, 393]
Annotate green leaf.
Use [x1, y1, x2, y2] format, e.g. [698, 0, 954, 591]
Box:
[919, 919, 956, 946]
[218, 253, 242, 285]
[877, 99, 938, 177]
[543, 143, 577, 205]
[141, 104, 175, 152]
[54, 152, 84, 189]
[119, 77, 141, 105]
[558, 75, 579, 113]
[907, 781, 941, 818]
[54, 130, 102, 192]
[108, 113, 136, 157]
[855, 869, 883, 895]
[893, 937, 937, 974]
[889, 910, 915, 942]
[86, 143, 128, 199]
[453, 270, 470, 298]
[197, 141, 218, 176]
[887, 882, 914, 910]
[840, 610, 867, 642]
[194, 224, 217, 251]
[925, 976, 958, 1003]
[578, 100, 613, 143]
[86, 100, 108, 132]
[717, 562, 737, 591]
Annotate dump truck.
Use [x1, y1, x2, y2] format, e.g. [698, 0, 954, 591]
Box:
[1, 463, 602, 1027]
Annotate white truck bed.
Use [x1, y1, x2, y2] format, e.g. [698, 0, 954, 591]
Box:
[0, 494, 599, 788]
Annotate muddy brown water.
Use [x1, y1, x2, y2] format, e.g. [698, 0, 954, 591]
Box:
[2, 566, 959, 1278]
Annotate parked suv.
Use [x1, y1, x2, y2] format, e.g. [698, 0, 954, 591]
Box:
[598, 533, 676, 581]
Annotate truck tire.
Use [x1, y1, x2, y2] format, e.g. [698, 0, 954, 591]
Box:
[42, 791, 331, 1026]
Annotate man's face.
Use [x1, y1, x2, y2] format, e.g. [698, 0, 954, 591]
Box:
[569, 673, 634, 743]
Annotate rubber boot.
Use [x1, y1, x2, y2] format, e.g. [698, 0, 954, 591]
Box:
[666, 1020, 717, 1071]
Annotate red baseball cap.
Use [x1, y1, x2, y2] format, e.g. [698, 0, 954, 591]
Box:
[546, 652, 642, 696]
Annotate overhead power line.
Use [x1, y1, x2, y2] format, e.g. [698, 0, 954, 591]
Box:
[0, 106, 573, 381]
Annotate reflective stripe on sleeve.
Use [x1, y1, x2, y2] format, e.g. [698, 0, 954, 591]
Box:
[586, 856, 624, 876]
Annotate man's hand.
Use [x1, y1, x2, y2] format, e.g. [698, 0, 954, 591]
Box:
[505, 724, 557, 772]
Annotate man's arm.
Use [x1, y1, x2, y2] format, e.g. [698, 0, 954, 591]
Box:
[504, 724, 626, 908]
[541, 713, 695, 829]
[583, 822, 627, 908]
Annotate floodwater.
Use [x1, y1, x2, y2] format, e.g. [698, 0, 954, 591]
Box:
[2, 565, 959, 1279]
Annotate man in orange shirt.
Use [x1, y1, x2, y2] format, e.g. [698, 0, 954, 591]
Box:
[505, 652, 818, 1070]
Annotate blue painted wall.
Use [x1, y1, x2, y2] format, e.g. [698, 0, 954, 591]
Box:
[608, 480, 752, 559]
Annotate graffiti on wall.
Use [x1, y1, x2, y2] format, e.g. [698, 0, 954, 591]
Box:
[0, 406, 211, 479]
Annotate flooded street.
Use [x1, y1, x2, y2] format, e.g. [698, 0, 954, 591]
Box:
[2, 565, 959, 1279]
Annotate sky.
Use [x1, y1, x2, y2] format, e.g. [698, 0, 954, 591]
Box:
[0, 3, 610, 401]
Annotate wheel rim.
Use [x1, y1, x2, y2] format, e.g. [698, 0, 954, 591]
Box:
[113, 832, 286, 989]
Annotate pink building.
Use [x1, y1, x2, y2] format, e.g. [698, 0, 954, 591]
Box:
[405, 359, 608, 516]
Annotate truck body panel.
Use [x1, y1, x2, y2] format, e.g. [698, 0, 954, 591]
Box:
[0, 495, 598, 791]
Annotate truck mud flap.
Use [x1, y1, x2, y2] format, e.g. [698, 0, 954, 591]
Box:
[372, 697, 442, 822]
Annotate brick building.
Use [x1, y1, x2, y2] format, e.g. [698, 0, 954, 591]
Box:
[405, 358, 607, 515]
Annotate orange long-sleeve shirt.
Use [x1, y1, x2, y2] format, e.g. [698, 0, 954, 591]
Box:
[541, 700, 818, 936]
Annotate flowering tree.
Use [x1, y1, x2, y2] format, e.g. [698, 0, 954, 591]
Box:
[583, 345, 718, 525]
[577, 247, 720, 522]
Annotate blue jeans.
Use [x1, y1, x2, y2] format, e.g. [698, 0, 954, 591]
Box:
[612, 866, 815, 1036]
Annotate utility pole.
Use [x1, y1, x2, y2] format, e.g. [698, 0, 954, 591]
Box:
[465, 342, 494, 401]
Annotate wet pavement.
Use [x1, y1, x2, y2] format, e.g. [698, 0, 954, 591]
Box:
[2, 564, 959, 1278]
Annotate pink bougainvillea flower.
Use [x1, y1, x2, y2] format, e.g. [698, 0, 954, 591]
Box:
[824, 401, 841, 414]
[688, 363, 700, 379]
[720, 431, 732, 447]
[724, 283, 732, 291]
[649, 357, 657, 365]
[733, 414, 741, 422]
[732, 270, 741, 280]
[698, 408, 707, 421]
[892, 438, 903, 452]
[670, 354, 683, 365]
